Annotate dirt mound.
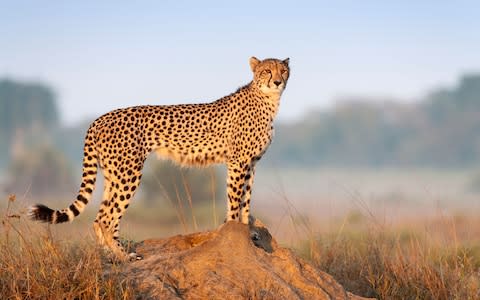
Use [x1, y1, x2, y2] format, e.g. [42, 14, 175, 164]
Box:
[125, 220, 373, 299]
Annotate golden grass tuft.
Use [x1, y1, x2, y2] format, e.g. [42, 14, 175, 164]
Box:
[297, 219, 480, 299]
[0, 195, 134, 299]
[1, 192, 480, 299]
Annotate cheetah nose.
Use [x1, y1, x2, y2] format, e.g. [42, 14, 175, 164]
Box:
[273, 80, 282, 87]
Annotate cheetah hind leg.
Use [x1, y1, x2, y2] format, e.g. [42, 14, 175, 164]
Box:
[99, 172, 143, 262]
[93, 176, 113, 247]
[91, 177, 131, 261]
[93, 206, 128, 262]
[94, 215, 141, 262]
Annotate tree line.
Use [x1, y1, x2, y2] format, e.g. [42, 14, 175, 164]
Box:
[266, 74, 480, 168]
[1, 74, 479, 196]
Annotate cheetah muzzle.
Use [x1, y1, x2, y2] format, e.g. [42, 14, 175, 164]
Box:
[29, 56, 290, 260]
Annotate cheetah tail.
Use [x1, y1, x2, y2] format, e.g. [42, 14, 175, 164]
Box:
[29, 132, 98, 224]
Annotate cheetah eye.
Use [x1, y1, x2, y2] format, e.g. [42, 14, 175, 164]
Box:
[281, 69, 287, 74]
[264, 69, 271, 74]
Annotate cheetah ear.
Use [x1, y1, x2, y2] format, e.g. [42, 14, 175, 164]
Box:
[283, 58, 290, 66]
[249, 56, 261, 72]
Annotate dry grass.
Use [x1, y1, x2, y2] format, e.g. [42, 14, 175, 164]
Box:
[0, 195, 135, 299]
[1, 192, 480, 299]
[295, 214, 480, 299]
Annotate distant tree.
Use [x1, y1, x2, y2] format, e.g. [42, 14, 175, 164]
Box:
[456, 74, 480, 107]
[424, 74, 480, 122]
[0, 79, 58, 131]
[0, 79, 59, 169]
[417, 74, 480, 166]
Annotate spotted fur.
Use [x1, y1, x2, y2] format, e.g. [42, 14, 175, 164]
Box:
[29, 56, 290, 259]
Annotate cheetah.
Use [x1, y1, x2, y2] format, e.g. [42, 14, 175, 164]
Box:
[29, 56, 290, 260]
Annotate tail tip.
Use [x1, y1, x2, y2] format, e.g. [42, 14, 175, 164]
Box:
[28, 204, 55, 223]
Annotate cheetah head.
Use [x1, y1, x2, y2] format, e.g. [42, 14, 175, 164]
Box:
[249, 57, 290, 96]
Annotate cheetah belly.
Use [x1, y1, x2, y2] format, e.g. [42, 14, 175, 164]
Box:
[154, 143, 227, 167]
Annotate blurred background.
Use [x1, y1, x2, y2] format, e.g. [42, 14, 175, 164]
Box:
[1, 1, 480, 241]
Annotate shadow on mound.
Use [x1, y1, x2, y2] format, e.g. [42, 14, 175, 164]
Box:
[125, 220, 373, 300]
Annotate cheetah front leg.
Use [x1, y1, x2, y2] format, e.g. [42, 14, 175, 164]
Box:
[240, 163, 256, 224]
[226, 161, 249, 223]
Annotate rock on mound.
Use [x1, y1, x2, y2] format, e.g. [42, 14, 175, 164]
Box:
[126, 220, 372, 300]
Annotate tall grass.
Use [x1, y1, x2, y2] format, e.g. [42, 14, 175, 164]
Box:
[0, 195, 134, 299]
[293, 212, 480, 299]
[269, 175, 480, 299]
[1, 189, 480, 299]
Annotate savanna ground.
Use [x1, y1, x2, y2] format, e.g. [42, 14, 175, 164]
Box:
[1, 168, 480, 299]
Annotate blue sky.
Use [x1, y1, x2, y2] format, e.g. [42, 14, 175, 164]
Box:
[1, 1, 479, 125]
